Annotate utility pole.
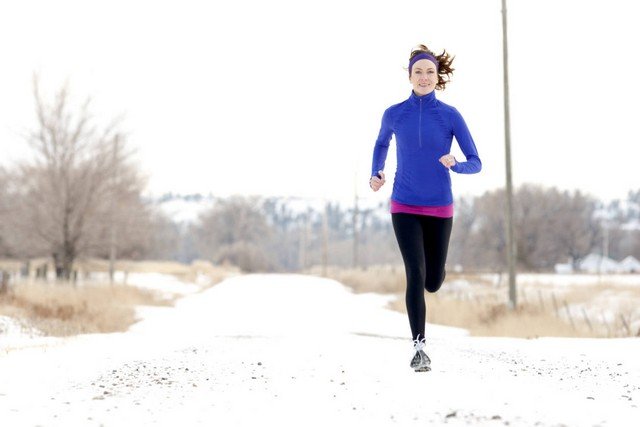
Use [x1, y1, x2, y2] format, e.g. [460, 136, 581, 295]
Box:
[298, 215, 306, 271]
[298, 211, 310, 271]
[353, 172, 359, 269]
[502, 0, 517, 308]
[322, 202, 329, 277]
[108, 134, 119, 286]
[600, 220, 610, 277]
[603, 222, 610, 260]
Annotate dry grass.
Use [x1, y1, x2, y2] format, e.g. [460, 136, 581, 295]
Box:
[387, 294, 593, 338]
[184, 259, 240, 286]
[320, 266, 639, 338]
[0, 259, 238, 336]
[0, 259, 23, 271]
[305, 265, 406, 294]
[0, 282, 169, 336]
[17, 258, 239, 286]
[82, 258, 239, 287]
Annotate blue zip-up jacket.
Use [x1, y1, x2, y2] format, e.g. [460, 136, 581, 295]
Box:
[371, 90, 482, 206]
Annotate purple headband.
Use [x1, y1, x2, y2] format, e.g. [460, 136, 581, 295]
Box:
[409, 53, 439, 75]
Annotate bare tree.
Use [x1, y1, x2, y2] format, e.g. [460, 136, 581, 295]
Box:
[468, 186, 600, 271]
[448, 196, 476, 269]
[10, 76, 148, 279]
[195, 196, 274, 272]
[0, 167, 12, 257]
[87, 165, 153, 261]
[472, 189, 507, 271]
[546, 189, 599, 268]
[144, 211, 182, 260]
[596, 190, 640, 261]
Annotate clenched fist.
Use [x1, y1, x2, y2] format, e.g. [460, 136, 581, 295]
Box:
[370, 171, 386, 192]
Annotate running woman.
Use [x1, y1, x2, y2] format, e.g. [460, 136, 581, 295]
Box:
[369, 44, 482, 372]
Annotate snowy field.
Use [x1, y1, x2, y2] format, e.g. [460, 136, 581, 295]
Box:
[1, 273, 639, 426]
[495, 273, 640, 287]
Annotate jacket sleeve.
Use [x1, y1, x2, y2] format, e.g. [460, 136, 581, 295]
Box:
[371, 107, 393, 177]
[449, 107, 482, 174]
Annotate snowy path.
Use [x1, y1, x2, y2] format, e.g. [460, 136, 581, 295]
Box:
[1, 274, 639, 426]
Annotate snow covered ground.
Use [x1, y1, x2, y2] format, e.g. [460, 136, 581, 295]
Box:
[478, 273, 640, 288]
[1, 273, 639, 426]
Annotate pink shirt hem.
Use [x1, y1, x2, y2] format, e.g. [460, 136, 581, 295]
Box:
[390, 200, 454, 218]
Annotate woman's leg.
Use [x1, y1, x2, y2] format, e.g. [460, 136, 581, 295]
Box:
[391, 213, 427, 341]
[421, 216, 453, 293]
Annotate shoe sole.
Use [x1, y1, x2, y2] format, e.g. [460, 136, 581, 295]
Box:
[414, 366, 431, 372]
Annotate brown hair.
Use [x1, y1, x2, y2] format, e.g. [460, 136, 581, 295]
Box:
[409, 44, 455, 90]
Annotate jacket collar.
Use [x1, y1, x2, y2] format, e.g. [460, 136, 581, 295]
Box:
[409, 89, 437, 106]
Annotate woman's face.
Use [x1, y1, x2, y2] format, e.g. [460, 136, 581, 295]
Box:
[409, 59, 437, 96]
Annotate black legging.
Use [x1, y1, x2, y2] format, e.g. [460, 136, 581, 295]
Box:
[391, 213, 453, 341]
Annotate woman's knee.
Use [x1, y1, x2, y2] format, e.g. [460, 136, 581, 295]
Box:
[425, 271, 446, 293]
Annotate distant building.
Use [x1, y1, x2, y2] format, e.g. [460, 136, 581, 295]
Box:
[554, 261, 573, 274]
[620, 256, 640, 273]
[577, 253, 621, 274]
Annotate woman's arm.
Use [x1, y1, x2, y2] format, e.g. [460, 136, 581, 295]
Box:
[371, 108, 394, 178]
[449, 107, 482, 174]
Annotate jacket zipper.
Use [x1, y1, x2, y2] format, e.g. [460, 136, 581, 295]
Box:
[419, 98, 422, 148]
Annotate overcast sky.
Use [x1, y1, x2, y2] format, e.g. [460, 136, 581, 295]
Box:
[1, 0, 638, 203]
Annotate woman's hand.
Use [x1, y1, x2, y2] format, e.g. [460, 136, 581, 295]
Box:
[369, 171, 385, 191]
[439, 154, 457, 169]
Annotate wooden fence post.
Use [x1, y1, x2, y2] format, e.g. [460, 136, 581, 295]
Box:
[563, 300, 576, 330]
[0, 271, 9, 295]
[537, 289, 545, 311]
[620, 314, 631, 336]
[601, 312, 611, 337]
[581, 307, 593, 333]
[552, 292, 560, 317]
